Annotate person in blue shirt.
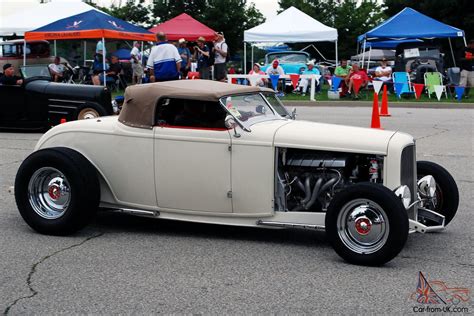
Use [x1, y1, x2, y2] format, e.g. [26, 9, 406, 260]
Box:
[177, 38, 191, 79]
[146, 32, 182, 82]
[297, 61, 321, 96]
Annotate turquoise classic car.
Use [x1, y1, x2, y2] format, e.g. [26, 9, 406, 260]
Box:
[260, 51, 311, 74]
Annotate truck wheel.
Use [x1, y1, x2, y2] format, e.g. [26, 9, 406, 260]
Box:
[15, 147, 100, 235]
[325, 183, 408, 266]
[417, 161, 459, 225]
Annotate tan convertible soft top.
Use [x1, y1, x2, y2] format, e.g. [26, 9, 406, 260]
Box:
[118, 80, 274, 129]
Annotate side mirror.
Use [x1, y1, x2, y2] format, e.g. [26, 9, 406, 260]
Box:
[291, 107, 297, 120]
[225, 115, 240, 138]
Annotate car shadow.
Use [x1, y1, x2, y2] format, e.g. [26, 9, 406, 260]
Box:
[92, 211, 330, 249]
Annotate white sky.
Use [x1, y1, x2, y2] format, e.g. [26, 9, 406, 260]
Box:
[0, 0, 280, 19]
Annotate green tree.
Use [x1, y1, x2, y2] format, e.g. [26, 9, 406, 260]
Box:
[278, 0, 385, 60]
[384, 0, 474, 42]
[97, 0, 155, 27]
[152, 0, 265, 57]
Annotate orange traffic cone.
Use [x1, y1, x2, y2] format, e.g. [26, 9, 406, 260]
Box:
[371, 92, 383, 129]
[60, 118, 67, 124]
[380, 84, 391, 117]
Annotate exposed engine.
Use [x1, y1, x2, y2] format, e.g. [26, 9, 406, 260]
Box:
[275, 148, 384, 212]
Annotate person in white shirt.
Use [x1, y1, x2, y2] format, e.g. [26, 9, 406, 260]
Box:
[130, 41, 143, 84]
[266, 59, 285, 94]
[48, 56, 65, 82]
[374, 58, 392, 82]
[146, 32, 181, 82]
[213, 32, 228, 82]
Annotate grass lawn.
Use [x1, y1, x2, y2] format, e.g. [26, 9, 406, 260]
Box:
[112, 84, 474, 103]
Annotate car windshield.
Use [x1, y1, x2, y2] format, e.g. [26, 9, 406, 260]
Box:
[267, 53, 308, 64]
[20, 65, 52, 79]
[220, 93, 286, 128]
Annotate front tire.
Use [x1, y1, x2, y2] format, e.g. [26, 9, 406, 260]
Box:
[325, 183, 408, 266]
[76, 103, 107, 120]
[15, 147, 100, 235]
[417, 161, 459, 225]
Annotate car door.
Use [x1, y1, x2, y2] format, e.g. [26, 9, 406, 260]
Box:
[0, 84, 26, 122]
[153, 98, 233, 213]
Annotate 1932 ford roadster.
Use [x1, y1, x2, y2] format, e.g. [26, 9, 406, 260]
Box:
[14, 80, 459, 265]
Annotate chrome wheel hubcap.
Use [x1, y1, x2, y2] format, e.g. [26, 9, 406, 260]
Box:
[337, 199, 389, 254]
[28, 167, 71, 219]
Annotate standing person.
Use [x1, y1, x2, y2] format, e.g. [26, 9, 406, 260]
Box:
[460, 39, 474, 98]
[177, 38, 191, 79]
[213, 32, 228, 82]
[195, 37, 210, 80]
[147, 32, 181, 82]
[48, 56, 65, 82]
[334, 58, 352, 97]
[130, 41, 143, 85]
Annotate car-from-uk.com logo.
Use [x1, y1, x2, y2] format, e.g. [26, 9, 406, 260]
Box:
[410, 272, 470, 313]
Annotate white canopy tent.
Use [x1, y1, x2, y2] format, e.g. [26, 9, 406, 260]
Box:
[0, 0, 104, 37]
[243, 6, 338, 73]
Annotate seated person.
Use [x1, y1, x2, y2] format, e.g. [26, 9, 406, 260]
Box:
[334, 58, 351, 96]
[48, 56, 65, 82]
[265, 59, 285, 95]
[248, 63, 267, 87]
[92, 55, 122, 86]
[0, 64, 23, 85]
[346, 63, 368, 99]
[296, 61, 320, 96]
[374, 58, 392, 82]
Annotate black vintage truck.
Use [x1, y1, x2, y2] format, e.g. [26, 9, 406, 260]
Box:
[0, 65, 113, 131]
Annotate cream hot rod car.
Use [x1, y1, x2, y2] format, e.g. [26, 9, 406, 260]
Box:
[15, 80, 459, 265]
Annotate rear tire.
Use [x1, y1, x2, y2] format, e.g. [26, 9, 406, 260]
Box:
[325, 183, 408, 266]
[417, 161, 459, 225]
[15, 147, 100, 235]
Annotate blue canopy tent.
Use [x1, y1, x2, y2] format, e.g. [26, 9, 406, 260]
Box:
[25, 10, 155, 85]
[365, 39, 423, 49]
[357, 7, 466, 66]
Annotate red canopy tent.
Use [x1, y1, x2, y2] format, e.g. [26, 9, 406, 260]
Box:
[149, 13, 216, 41]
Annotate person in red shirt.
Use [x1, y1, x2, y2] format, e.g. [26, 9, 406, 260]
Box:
[346, 63, 368, 99]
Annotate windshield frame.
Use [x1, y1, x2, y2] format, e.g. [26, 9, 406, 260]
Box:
[219, 92, 289, 131]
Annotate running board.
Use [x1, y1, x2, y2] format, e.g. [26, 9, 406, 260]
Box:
[257, 220, 325, 231]
[109, 208, 160, 217]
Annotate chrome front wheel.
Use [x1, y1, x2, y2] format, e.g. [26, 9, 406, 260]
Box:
[326, 183, 408, 266]
[28, 167, 71, 220]
[337, 199, 389, 255]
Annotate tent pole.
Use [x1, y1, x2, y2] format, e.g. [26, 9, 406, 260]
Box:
[361, 39, 366, 68]
[463, 36, 467, 47]
[102, 37, 106, 87]
[335, 40, 338, 65]
[244, 42, 247, 74]
[140, 41, 144, 64]
[54, 40, 57, 56]
[83, 41, 87, 67]
[367, 47, 372, 69]
[448, 38, 456, 67]
[251, 44, 254, 66]
[23, 39, 26, 66]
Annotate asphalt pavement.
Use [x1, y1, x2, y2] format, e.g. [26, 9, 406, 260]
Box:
[0, 105, 473, 314]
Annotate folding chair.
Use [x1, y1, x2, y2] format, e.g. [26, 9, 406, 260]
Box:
[392, 72, 415, 97]
[446, 67, 461, 98]
[424, 72, 447, 99]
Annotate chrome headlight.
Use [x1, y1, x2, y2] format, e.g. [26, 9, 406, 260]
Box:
[418, 175, 436, 198]
[395, 185, 411, 209]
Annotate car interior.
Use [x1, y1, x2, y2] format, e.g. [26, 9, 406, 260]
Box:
[155, 98, 228, 129]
